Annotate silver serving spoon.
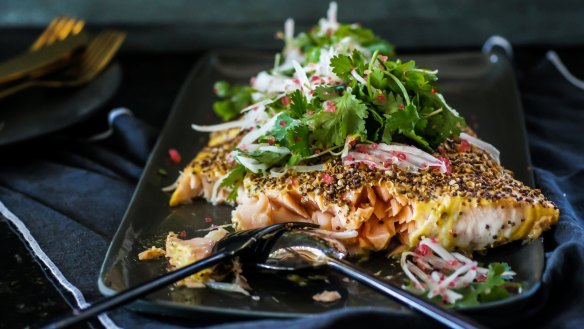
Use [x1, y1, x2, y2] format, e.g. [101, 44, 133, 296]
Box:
[255, 230, 488, 329]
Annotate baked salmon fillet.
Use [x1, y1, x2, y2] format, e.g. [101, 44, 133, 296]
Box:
[166, 3, 558, 255]
[169, 131, 558, 253]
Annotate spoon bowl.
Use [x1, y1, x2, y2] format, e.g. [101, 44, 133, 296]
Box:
[254, 230, 488, 329]
[255, 230, 347, 271]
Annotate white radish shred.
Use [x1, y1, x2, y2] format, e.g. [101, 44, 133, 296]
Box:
[258, 145, 291, 154]
[460, 133, 501, 164]
[161, 174, 181, 192]
[269, 166, 288, 178]
[292, 60, 312, 91]
[318, 2, 340, 36]
[284, 18, 294, 45]
[350, 69, 367, 85]
[192, 120, 245, 132]
[400, 238, 516, 304]
[238, 112, 284, 148]
[342, 143, 447, 173]
[235, 155, 268, 174]
[269, 163, 325, 178]
[291, 164, 325, 172]
[192, 101, 271, 132]
[205, 282, 250, 296]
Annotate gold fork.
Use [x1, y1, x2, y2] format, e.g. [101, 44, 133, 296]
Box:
[0, 30, 125, 99]
[30, 16, 85, 51]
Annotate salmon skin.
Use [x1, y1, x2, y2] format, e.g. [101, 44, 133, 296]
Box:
[169, 129, 558, 253]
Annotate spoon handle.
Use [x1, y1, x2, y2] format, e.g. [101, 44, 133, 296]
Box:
[327, 259, 489, 329]
[40, 252, 228, 329]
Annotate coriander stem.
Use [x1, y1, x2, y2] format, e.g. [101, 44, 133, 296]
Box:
[423, 108, 443, 117]
[273, 53, 281, 73]
[366, 50, 380, 97]
[384, 71, 410, 106]
[305, 145, 343, 159]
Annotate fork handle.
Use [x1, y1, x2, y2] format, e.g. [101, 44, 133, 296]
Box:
[327, 259, 489, 329]
[40, 252, 229, 329]
[0, 80, 38, 99]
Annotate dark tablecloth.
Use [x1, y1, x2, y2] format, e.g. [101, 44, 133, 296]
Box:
[1, 50, 582, 329]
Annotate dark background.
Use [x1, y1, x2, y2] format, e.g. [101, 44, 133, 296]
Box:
[1, 0, 583, 52]
[1, 1, 583, 328]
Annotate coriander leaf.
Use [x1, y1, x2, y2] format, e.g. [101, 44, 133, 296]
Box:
[269, 113, 295, 142]
[220, 164, 246, 188]
[312, 92, 368, 148]
[404, 131, 431, 151]
[453, 286, 480, 307]
[351, 49, 367, 72]
[479, 286, 510, 303]
[220, 165, 246, 201]
[382, 104, 432, 149]
[366, 107, 385, 141]
[238, 149, 288, 168]
[477, 263, 509, 294]
[369, 68, 388, 90]
[212, 100, 239, 122]
[314, 85, 343, 100]
[306, 47, 321, 63]
[383, 104, 418, 137]
[366, 40, 395, 56]
[378, 92, 403, 115]
[289, 90, 308, 119]
[285, 124, 311, 165]
[330, 54, 353, 79]
[212, 82, 253, 121]
[349, 27, 375, 43]
[213, 81, 230, 97]
[422, 106, 466, 147]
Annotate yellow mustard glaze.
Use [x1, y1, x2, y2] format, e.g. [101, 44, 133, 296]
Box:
[406, 196, 559, 250]
[408, 196, 464, 248]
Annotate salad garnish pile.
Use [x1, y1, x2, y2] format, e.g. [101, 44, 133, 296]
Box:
[402, 238, 520, 306]
[193, 2, 466, 201]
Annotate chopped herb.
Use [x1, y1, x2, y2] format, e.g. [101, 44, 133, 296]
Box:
[212, 81, 253, 121]
[311, 92, 368, 149]
[220, 165, 246, 201]
[330, 54, 353, 80]
[289, 90, 308, 118]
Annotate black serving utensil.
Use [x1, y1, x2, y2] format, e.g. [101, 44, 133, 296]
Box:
[255, 230, 489, 329]
[40, 222, 318, 329]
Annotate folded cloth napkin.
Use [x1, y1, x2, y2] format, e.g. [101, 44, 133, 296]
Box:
[1, 51, 583, 329]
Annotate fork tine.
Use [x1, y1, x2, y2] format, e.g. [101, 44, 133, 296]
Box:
[71, 20, 85, 35]
[30, 16, 85, 51]
[79, 31, 125, 79]
[29, 16, 63, 51]
[46, 17, 67, 46]
[56, 17, 75, 41]
[80, 32, 113, 70]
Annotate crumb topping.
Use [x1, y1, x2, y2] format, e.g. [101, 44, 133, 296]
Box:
[248, 139, 557, 209]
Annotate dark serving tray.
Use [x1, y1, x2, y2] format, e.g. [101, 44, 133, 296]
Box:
[99, 49, 542, 321]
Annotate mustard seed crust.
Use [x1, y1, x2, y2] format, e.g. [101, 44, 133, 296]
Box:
[248, 139, 556, 210]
